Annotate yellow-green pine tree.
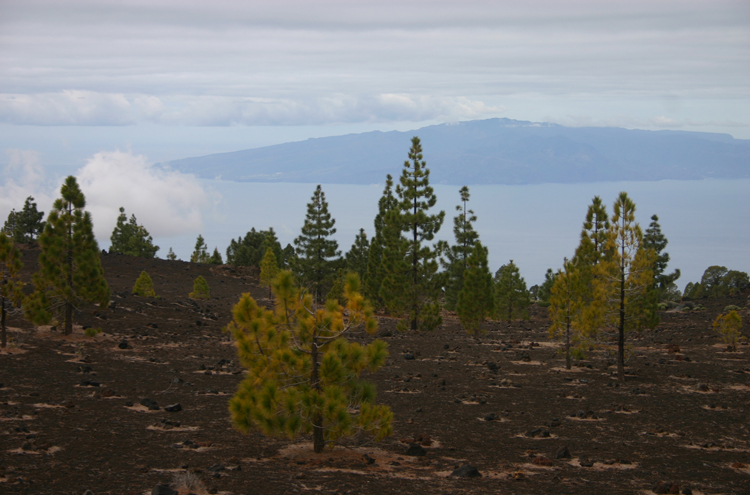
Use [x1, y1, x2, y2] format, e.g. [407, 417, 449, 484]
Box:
[0, 232, 24, 347]
[227, 270, 392, 453]
[132, 271, 156, 297]
[259, 248, 279, 298]
[25, 176, 110, 335]
[594, 192, 655, 382]
[190, 275, 210, 300]
[548, 260, 588, 369]
[713, 310, 743, 351]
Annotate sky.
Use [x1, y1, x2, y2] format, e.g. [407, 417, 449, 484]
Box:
[0, 0, 748, 265]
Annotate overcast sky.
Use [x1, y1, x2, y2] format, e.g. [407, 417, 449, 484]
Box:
[1, 0, 748, 245]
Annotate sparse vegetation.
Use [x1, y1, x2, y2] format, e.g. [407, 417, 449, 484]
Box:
[713, 310, 743, 351]
[109, 206, 159, 258]
[132, 271, 156, 297]
[0, 232, 24, 347]
[190, 275, 210, 299]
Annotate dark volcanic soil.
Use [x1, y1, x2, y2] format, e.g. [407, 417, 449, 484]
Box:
[1, 249, 749, 495]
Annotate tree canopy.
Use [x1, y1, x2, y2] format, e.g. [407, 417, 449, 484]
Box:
[109, 207, 159, 258]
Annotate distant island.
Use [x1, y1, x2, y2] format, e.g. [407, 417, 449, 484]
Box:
[163, 118, 750, 185]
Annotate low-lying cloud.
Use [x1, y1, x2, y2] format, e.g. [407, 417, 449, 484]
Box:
[76, 151, 208, 244]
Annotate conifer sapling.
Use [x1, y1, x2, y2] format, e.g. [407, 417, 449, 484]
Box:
[132, 271, 156, 297]
[0, 232, 24, 347]
[190, 275, 210, 300]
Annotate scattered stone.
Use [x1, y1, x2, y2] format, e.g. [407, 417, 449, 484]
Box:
[484, 413, 496, 422]
[555, 446, 571, 459]
[165, 403, 182, 413]
[404, 353, 415, 360]
[531, 456, 553, 466]
[363, 454, 376, 465]
[207, 464, 225, 472]
[405, 443, 426, 456]
[451, 464, 481, 478]
[76, 365, 92, 373]
[578, 456, 594, 467]
[80, 379, 100, 387]
[118, 340, 130, 349]
[415, 433, 431, 446]
[140, 398, 159, 410]
[487, 362, 499, 372]
[697, 383, 710, 392]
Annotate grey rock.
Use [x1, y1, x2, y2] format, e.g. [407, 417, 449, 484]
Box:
[451, 464, 482, 478]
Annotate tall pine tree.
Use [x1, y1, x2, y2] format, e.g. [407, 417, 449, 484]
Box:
[456, 241, 494, 334]
[345, 228, 370, 281]
[643, 214, 680, 296]
[494, 260, 531, 321]
[294, 185, 341, 303]
[25, 176, 110, 335]
[442, 186, 479, 311]
[190, 234, 209, 263]
[364, 175, 397, 307]
[380, 137, 445, 331]
[3, 196, 45, 245]
[109, 206, 159, 258]
[595, 192, 655, 382]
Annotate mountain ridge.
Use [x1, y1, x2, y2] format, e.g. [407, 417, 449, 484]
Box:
[163, 118, 750, 184]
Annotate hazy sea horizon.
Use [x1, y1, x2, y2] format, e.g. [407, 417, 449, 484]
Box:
[153, 178, 750, 289]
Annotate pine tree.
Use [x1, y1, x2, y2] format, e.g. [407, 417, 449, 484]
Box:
[132, 271, 156, 297]
[208, 247, 223, 265]
[713, 310, 743, 352]
[0, 232, 24, 347]
[535, 268, 557, 306]
[190, 275, 210, 300]
[3, 197, 45, 244]
[548, 260, 588, 369]
[25, 176, 110, 335]
[259, 248, 279, 298]
[281, 243, 296, 269]
[594, 192, 655, 382]
[293, 185, 341, 303]
[166, 247, 177, 261]
[573, 196, 610, 267]
[456, 242, 494, 334]
[442, 186, 480, 311]
[345, 229, 369, 281]
[494, 260, 531, 321]
[109, 207, 159, 258]
[227, 270, 392, 454]
[380, 137, 445, 331]
[364, 175, 398, 307]
[190, 235, 209, 263]
[643, 214, 680, 303]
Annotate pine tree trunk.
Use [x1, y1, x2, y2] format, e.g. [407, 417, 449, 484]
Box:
[1, 296, 6, 348]
[310, 337, 324, 453]
[618, 268, 625, 382]
[65, 205, 74, 336]
[411, 200, 418, 332]
[565, 317, 571, 370]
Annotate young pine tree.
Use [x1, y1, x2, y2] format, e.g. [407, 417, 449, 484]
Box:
[713, 310, 743, 352]
[166, 247, 177, 261]
[208, 247, 223, 265]
[594, 192, 655, 382]
[109, 207, 159, 258]
[494, 260, 531, 321]
[293, 185, 341, 303]
[443, 186, 480, 311]
[190, 276, 210, 300]
[345, 229, 370, 281]
[0, 232, 24, 347]
[548, 260, 588, 370]
[190, 235, 209, 263]
[25, 176, 110, 335]
[227, 270, 392, 453]
[364, 175, 398, 308]
[132, 271, 156, 297]
[456, 242, 494, 334]
[643, 215, 680, 293]
[380, 137, 445, 331]
[259, 248, 279, 298]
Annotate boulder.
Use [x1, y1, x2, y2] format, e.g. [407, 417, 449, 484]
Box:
[405, 443, 426, 456]
[165, 403, 182, 413]
[451, 465, 481, 478]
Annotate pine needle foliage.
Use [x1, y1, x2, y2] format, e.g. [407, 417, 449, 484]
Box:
[109, 207, 159, 258]
[380, 137, 445, 331]
[227, 270, 392, 453]
[345, 229, 369, 281]
[25, 176, 110, 336]
[456, 242, 494, 334]
[494, 260, 531, 321]
[293, 185, 341, 303]
[3, 196, 45, 245]
[0, 232, 24, 347]
[713, 310, 743, 352]
[260, 248, 279, 298]
[190, 275, 210, 300]
[548, 260, 588, 369]
[132, 271, 156, 297]
[442, 186, 479, 311]
[594, 192, 655, 382]
[166, 247, 177, 261]
[190, 235, 209, 263]
[364, 175, 397, 308]
[208, 247, 223, 265]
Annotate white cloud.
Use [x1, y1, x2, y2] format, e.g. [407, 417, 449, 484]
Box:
[0, 91, 134, 126]
[75, 150, 209, 243]
[0, 149, 54, 220]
